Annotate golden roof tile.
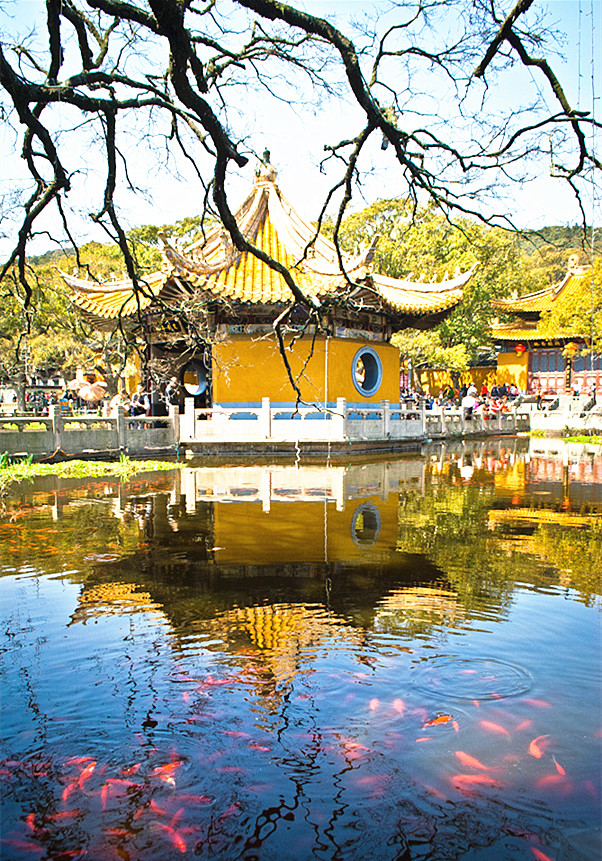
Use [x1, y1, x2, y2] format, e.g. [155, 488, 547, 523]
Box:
[63, 164, 473, 324]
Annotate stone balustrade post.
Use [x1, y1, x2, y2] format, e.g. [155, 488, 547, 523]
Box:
[169, 404, 180, 446]
[49, 404, 62, 452]
[261, 397, 272, 440]
[382, 400, 390, 437]
[181, 398, 195, 442]
[117, 405, 127, 451]
[334, 398, 346, 440]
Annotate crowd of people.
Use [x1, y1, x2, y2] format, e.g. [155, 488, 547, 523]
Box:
[401, 380, 520, 418]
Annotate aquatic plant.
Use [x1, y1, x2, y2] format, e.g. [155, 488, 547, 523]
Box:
[0, 452, 179, 493]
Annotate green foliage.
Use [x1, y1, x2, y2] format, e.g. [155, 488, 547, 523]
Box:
[0, 455, 180, 494]
[538, 259, 602, 351]
[336, 198, 546, 365]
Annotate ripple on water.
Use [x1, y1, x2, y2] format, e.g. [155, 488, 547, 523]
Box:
[411, 656, 533, 702]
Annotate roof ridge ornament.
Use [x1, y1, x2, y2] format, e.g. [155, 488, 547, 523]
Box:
[255, 149, 278, 184]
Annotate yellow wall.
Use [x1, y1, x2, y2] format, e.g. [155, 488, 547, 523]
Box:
[496, 352, 528, 391]
[214, 495, 399, 566]
[411, 366, 499, 395]
[212, 334, 400, 404]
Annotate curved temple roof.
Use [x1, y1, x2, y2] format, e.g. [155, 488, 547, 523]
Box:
[491, 264, 593, 342]
[62, 164, 474, 332]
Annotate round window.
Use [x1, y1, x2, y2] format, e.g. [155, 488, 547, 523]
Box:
[182, 361, 208, 396]
[351, 502, 381, 546]
[352, 346, 383, 397]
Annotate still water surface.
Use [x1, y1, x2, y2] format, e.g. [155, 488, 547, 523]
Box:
[1, 438, 600, 861]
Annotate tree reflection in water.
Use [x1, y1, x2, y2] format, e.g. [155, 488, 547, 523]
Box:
[0, 438, 600, 860]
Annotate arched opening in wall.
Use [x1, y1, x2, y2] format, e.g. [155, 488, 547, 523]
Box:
[352, 347, 383, 397]
[181, 356, 211, 410]
[351, 502, 381, 546]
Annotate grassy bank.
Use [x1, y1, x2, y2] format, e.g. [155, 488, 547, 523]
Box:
[0, 453, 180, 494]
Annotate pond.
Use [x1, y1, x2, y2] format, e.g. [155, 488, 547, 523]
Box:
[1, 438, 600, 861]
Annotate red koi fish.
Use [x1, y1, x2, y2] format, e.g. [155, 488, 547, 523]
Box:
[369, 698, 379, 711]
[525, 699, 552, 709]
[515, 720, 533, 732]
[121, 763, 142, 776]
[528, 735, 550, 759]
[25, 812, 37, 832]
[455, 751, 491, 771]
[480, 720, 510, 738]
[531, 847, 555, 861]
[424, 714, 453, 727]
[221, 731, 250, 739]
[248, 744, 271, 752]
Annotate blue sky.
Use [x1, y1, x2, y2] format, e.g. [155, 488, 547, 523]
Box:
[0, 0, 600, 256]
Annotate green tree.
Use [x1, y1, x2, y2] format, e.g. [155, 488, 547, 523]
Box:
[337, 198, 544, 367]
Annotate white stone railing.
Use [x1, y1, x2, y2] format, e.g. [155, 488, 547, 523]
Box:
[180, 398, 526, 444]
[0, 404, 178, 458]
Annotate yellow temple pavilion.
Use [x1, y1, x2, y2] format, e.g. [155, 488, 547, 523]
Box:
[62, 154, 474, 421]
[491, 257, 601, 395]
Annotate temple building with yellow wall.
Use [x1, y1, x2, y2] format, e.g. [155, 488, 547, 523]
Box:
[491, 257, 601, 396]
[62, 154, 473, 422]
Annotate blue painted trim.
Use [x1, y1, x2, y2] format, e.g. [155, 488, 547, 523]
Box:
[351, 346, 383, 397]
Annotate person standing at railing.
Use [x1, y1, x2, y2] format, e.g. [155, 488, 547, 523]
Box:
[130, 385, 150, 427]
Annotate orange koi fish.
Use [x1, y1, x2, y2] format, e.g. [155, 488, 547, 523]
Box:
[392, 699, 406, 715]
[46, 810, 81, 821]
[248, 744, 271, 752]
[553, 757, 565, 776]
[525, 699, 552, 708]
[65, 757, 95, 768]
[451, 773, 502, 788]
[528, 735, 550, 759]
[104, 828, 131, 837]
[480, 720, 510, 738]
[151, 761, 182, 785]
[369, 698, 379, 712]
[175, 793, 213, 805]
[62, 781, 78, 802]
[121, 763, 142, 776]
[25, 812, 36, 832]
[535, 774, 565, 789]
[221, 731, 250, 739]
[150, 799, 170, 816]
[415, 737, 433, 743]
[0, 839, 44, 855]
[424, 714, 453, 727]
[77, 760, 96, 788]
[455, 751, 490, 771]
[515, 720, 533, 732]
[531, 849, 555, 861]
